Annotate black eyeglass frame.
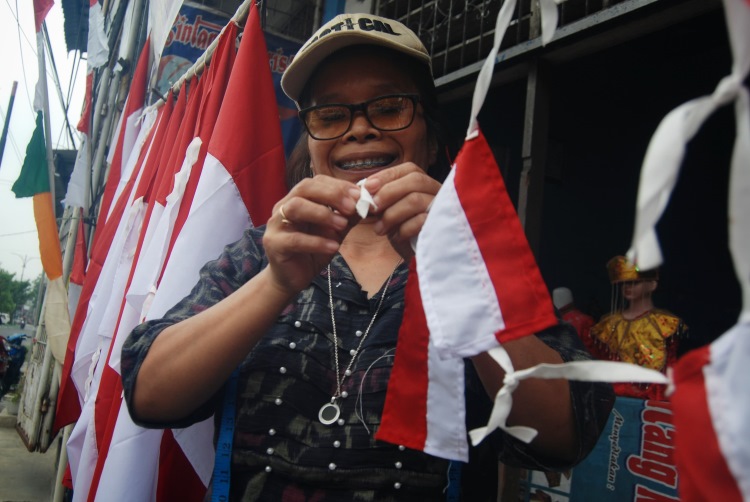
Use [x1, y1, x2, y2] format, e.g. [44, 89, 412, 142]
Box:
[298, 93, 421, 141]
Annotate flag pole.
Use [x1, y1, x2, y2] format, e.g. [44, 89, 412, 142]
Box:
[0, 80, 18, 171]
[37, 24, 56, 205]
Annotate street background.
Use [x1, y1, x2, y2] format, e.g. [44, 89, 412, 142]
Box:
[0, 322, 60, 501]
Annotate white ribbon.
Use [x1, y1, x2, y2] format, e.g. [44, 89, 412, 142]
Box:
[467, 0, 564, 139]
[356, 179, 378, 218]
[469, 346, 668, 445]
[627, 0, 750, 273]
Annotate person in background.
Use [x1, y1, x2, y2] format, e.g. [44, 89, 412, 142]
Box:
[589, 256, 687, 400]
[122, 14, 613, 500]
[552, 287, 596, 352]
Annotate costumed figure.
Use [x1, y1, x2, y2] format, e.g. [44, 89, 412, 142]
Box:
[589, 256, 687, 400]
[552, 287, 596, 352]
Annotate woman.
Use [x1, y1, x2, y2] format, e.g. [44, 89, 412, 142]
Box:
[122, 13, 613, 500]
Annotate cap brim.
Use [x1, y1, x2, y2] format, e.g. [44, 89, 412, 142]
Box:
[281, 33, 431, 104]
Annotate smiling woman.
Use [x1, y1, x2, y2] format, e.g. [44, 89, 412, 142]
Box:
[121, 13, 613, 501]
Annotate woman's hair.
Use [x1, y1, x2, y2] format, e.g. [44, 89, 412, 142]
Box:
[285, 46, 451, 189]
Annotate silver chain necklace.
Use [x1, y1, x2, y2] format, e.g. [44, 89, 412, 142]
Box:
[319, 259, 402, 425]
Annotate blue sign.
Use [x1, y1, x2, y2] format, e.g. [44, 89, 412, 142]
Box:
[521, 397, 680, 501]
[264, 32, 303, 158]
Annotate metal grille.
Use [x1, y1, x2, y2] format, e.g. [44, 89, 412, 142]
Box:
[261, 0, 319, 42]
[376, 0, 627, 79]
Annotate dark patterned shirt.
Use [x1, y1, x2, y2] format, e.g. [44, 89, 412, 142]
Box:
[122, 226, 614, 501]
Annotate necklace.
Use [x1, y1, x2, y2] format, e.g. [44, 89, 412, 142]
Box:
[319, 259, 402, 425]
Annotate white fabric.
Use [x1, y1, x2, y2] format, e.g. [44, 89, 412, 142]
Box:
[64, 134, 90, 209]
[149, 152, 251, 319]
[469, 349, 669, 446]
[148, 0, 185, 64]
[423, 337, 468, 461]
[627, 0, 750, 271]
[45, 276, 72, 364]
[467, 0, 561, 138]
[110, 107, 158, 213]
[87, 1, 109, 69]
[68, 198, 147, 502]
[418, 167, 505, 359]
[355, 179, 377, 218]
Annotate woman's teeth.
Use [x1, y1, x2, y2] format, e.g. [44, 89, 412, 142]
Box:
[338, 157, 393, 170]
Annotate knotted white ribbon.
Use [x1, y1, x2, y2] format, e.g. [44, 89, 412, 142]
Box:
[356, 178, 378, 218]
[468, 345, 669, 446]
[627, 0, 750, 275]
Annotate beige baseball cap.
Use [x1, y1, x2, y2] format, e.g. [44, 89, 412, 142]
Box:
[281, 13, 431, 104]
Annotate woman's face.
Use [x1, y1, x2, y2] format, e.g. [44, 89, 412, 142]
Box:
[621, 280, 656, 302]
[305, 50, 432, 183]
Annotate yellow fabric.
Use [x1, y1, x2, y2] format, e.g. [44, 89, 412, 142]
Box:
[33, 192, 63, 280]
[589, 309, 681, 371]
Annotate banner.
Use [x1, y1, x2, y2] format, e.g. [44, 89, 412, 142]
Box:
[155, 2, 227, 97]
[520, 397, 679, 501]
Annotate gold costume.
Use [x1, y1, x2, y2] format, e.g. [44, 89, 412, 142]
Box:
[589, 309, 682, 372]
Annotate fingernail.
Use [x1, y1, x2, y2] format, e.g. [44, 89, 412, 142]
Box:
[373, 221, 384, 235]
[332, 214, 348, 229]
[348, 187, 360, 199]
[365, 178, 381, 191]
[341, 196, 355, 212]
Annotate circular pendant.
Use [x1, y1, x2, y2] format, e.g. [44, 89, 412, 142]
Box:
[319, 401, 341, 425]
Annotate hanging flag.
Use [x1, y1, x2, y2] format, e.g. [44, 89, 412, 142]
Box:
[12, 111, 63, 281]
[54, 93, 178, 435]
[89, 23, 239, 500]
[626, 0, 750, 499]
[377, 0, 668, 462]
[34, 0, 54, 32]
[87, 0, 109, 68]
[376, 128, 558, 461]
[115, 5, 283, 499]
[93, 38, 151, 243]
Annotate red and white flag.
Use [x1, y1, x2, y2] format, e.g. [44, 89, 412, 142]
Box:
[627, 0, 750, 499]
[376, 128, 558, 461]
[78, 6, 285, 500]
[88, 24, 239, 501]
[378, 0, 668, 461]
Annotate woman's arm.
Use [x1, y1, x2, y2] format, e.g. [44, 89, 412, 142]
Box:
[124, 176, 361, 424]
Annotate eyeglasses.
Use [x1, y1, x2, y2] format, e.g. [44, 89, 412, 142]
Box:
[299, 94, 420, 140]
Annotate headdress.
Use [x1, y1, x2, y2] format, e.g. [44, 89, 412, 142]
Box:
[606, 256, 658, 284]
[281, 14, 431, 104]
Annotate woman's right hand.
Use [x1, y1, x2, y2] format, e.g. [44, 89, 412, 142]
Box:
[262, 175, 361, 296]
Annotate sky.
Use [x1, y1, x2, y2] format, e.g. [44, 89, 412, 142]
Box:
[0, 1, 86, 282]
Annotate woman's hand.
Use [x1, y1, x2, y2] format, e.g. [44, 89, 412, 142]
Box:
[364, 162, 442, 261]
[263, 175, 360, 296]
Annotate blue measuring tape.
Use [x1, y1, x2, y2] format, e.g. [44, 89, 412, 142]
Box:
[446, 460, 463, 501]
[211, 369, 239, 502]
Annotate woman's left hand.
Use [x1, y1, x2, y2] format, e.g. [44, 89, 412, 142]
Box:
[364, 162, 441, 261]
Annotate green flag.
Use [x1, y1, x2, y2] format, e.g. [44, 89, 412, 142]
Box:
[12, 111, 49, 198]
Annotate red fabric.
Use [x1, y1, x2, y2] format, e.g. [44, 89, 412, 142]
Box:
[77, 72, 94, 134]
[160, 23, 238, 278]
[91, 38, 150, 250]
[53, 95, 177, 434]
[377, 129, 556, 458]
[671, 346, 743, 502]
[156, 430, 206, 502]
[207, 6, 287, 225]
[87, 34, 231, 497]
[377, 259, 430, 449]
[454, 130, 557, 344]
[70, 210, 88, 285]
[33, 0, 53, 32]
[561, 307, 595, 342]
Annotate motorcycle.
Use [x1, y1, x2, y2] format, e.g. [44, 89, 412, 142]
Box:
[0, 334, 28, 399]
